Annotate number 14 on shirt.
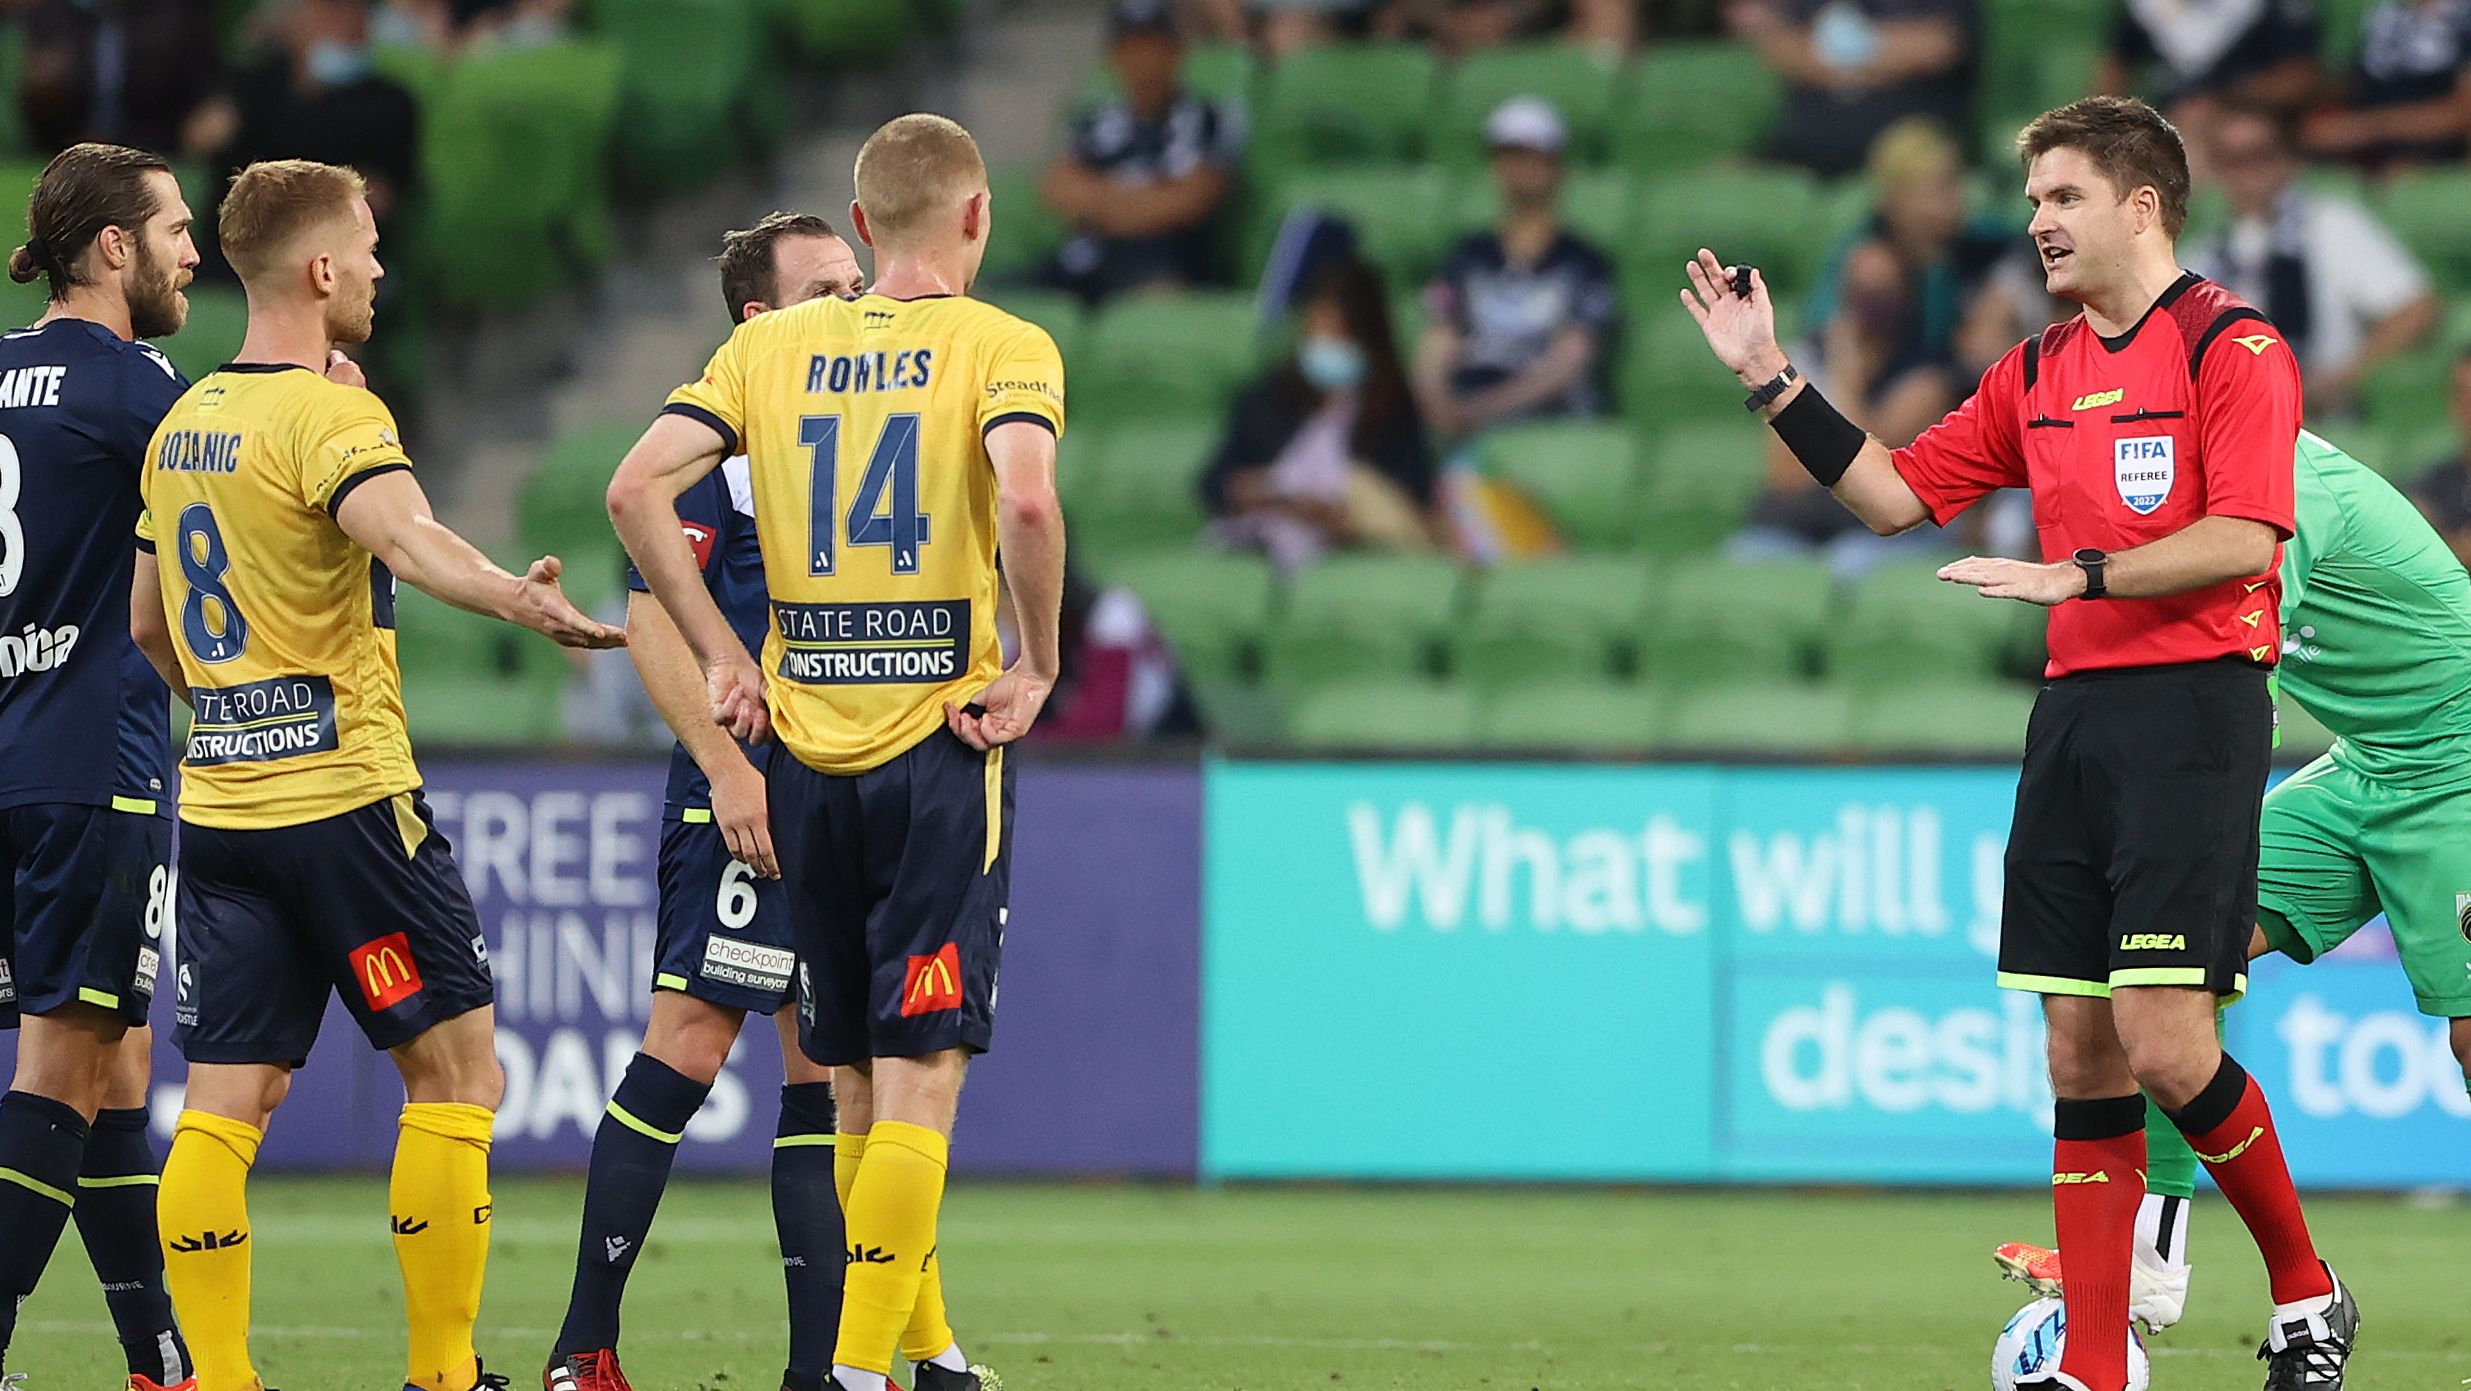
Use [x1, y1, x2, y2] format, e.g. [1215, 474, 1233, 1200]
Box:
[800, 412, 930, 577]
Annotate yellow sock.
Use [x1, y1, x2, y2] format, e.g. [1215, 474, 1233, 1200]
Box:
[834, 1129, 866, 1209]
[391, 1102, 495, 1391]
[833, 1120, 947, 1376]
[899, 1247, 958, 1365]
[159, 1110, 262, 1391]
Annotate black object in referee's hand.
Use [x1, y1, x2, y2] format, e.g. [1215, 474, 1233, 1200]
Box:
[1730, 264, 1756, 299]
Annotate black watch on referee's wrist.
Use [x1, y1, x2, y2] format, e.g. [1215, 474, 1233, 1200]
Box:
[1743, 361, 1798, 413]
[2072, 547, 2109, 600]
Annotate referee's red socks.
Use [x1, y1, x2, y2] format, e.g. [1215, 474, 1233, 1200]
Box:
[2167, 1055, 2333, 1306]
[2051, 1094, 2145, 1391]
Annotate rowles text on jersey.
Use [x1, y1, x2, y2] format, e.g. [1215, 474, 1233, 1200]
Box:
[0, 622, 79, 679]
[807, 350, 933, 394]
[774, 599, 968, 686]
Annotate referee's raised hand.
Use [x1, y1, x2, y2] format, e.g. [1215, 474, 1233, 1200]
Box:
[1679, 248, 1786, 384]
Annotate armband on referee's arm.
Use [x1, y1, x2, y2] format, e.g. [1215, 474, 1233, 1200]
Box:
[1766, 377, 1867, 489]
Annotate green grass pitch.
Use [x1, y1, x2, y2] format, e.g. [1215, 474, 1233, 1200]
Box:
[15, 1179, 2464, 1389]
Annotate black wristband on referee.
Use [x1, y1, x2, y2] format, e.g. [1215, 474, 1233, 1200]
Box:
[1767, 382, 1865, 489]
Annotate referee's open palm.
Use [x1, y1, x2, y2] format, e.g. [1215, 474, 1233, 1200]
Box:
[1678, 248, 1780, 380]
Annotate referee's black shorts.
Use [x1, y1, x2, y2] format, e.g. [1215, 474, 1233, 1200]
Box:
[1998, 657, 2271, 1001]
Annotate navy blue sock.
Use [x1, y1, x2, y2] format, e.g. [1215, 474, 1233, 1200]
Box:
[773, 1082, 844, 1386]
[75, 1107, 188, 1381]
[552, 1054, 709, 1359]
[0, 1090, 90, 1354]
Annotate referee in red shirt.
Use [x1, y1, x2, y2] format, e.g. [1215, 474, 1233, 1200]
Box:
[1685, 98, 2354, 1391]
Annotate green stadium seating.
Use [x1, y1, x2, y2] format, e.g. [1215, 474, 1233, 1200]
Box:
[978, 287, 1086, 369]
[1632, 167, 1823, 302]
[1189, 679, 1286, 746]
[1074, 42, 1259, 113]
[1453, 555, 1656, 691]
[420, 39, 622, 311]
[1070, 421, 1217, 562]
[1475, 420, 1639, 550]
[1284, 678, 1479, 751]
[1632, 419, 1771, 553]
[2320, 0, 2377, 72]
[1639, 556, 1829, 685]
[1433, 44, 1623, 170]
[1826, 559, 2029, 687]
[520, 422, 639, 568]
[1660, 678, 1852, 754]
[1247, 165, 1450, 285]
[601, 0, 770, 194]
[983, 165, 1073, 290]
[2380, 168, 2471, 291]
[1106, 549, 1277, 684]
[1443, 167, 1628, 254]
[2359, 346, 2458, 437]
[1076, 292, 1262, 424]
[1612, 41, 1781, 170]
[394, 588, 566, 746]
[1259, 553, 1463, 690]
[1476, 679, 1663, 752]
[778, 0, 914, 62]
[1618, 310, 1747, 429]
[160, 285, 248, 384]
[1250, 44, 1441, 172]
[1847, 679, 2037, 756]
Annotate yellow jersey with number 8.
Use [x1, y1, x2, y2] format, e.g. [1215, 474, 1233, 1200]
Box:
[139, 364, 417, 830]
[665, 292, 1065, 776]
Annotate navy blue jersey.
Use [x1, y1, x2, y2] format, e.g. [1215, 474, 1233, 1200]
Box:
[0, 318, 185, 814]
[1425, 230, 1618, 418]
[626, 456, 770, 817]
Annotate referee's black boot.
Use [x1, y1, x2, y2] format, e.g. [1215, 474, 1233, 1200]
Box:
[2257, 1264, 2358, 1390]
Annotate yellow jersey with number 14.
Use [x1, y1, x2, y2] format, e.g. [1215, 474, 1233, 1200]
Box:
[665, 292, 1065, 776]
[139, 363, 417, 830]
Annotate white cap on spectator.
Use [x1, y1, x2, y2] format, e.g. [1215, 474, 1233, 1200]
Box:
[1485, 96, 1567, 155]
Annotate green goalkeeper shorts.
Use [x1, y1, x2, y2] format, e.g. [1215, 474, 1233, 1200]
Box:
[2258, 752, 2471, 1017]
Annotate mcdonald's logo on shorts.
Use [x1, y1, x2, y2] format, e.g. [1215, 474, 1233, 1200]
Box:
[349, 931, 425, 1011]
[900, 943, 963, 1017]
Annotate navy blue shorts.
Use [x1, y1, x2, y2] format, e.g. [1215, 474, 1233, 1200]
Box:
[173, 790, 494, 1066]
[0, 801, 169, 1027]
[771, 731, 1012, 1066]
[656, 813, 797, 1014]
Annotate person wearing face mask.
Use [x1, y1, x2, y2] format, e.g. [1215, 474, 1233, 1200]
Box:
[1728, 0, 1974, 179]
[1202, 257, 1439, 573]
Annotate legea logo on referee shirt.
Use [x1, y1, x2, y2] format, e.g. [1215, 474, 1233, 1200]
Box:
[2115, 436, 2175, 515]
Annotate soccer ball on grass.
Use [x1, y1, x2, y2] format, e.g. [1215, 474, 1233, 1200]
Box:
[1992, 1296, 2151, 1391]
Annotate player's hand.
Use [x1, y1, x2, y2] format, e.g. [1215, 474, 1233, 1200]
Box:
[709, 649, 771, 745]
[709, 760, 777, 879]
[946, 663, 1054, 750]
[1679, 248, 1788, 386]
[324, 349, 366, 389]
[1939, 555, 2087, 607]
[512, 555, 628, 647]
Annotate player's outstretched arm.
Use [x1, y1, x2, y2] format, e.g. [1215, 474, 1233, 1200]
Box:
[127, 549, 191, 706]
[1678, 248, 1930, 535]
[607, 413, 767, 742]
[1941, 516, 2281, 606]
[333, 469, 624, 649]
[625, 590, 775, 878]
[950, 420, 1065, 752]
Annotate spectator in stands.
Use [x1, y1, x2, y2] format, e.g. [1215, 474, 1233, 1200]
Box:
[1414, 98, 1617, 442]
[2407, 348, 2471, 571]
[2099, 0, 2319, 146]
[1041, 0, 1244, 304]
[2304, 0, 2471, 166]
[1728, 0, 1973, 179]
[2186, 103, 2437, 417]
[1563, 0, 1644, 57]
[13, 0, 224, 156]
[194, 0, 421, 224]
[1202, 258, 1440, 574]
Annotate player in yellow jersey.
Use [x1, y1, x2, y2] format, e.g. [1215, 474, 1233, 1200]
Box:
[607, 114, 1066, 1391]
[127, 160, 622, 1391]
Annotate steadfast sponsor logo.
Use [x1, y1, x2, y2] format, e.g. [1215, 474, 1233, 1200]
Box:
[774, 600, 967, 686]
[700, 935, 794, 992]
[2277, 994, 2471, 1120]
[1758, 984, 2052, 1122]
[0, 622, 79, 679]
[185, 674, 339, 766]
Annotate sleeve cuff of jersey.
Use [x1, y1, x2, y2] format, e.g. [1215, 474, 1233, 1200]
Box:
[133, 536, 154, 554]
[324, 461, 412, 516]
[662, 402, 740, 457]
[982, 411, 1059, 441]
[2207, 503, 2296, 540]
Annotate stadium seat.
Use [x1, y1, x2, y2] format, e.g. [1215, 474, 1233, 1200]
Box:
[1076, 292, 1263, 424]
[1631, 167, 1822, 303]
[1443, 167, 1628, 256]
[2319, 0, 2376, 72]
[600, 0, 770, 195]
[1827, 560, 2031, 687]
[1659, 678, 1853, 754]
[1249, 43, 1441, 172]
[161, 285, 248, 384]
[778, 0, 913, 63]
[1453, 555, 1656, 691]
[1246, 165, 1450, 286]
[1474, 421, 1640, 550]
[1639, 556, 1830, 685]
[978, 287, 1086, 367]
[420, 39, 623, 310]
[1188, 678, 1287, 746]
[1259, 553, 1463, 690]
[1847, 679, 2038, 757]
[1074, 41, 1258, 114]
[520, 422, 641, 568]
[1618, 310, 1749, 430]
[2380, 168, 2471, 292]
[2359, 346, 2458, 437]
[1612, 40, 1781, 170]
[1476, 679, 1662, 753]
[1433, 44, 1622, 170]
[1284, 678, 1479, 752]
[393, 587, 566, 745]
[1105, 549, 1278, 685]
[982, 165, 1074, 290]
[1070, 422, 1218, 563]
[1632, 420, 1771, 553]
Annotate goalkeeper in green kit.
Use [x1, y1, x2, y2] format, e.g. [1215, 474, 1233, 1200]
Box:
[1993, 429, 2471, 1338]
